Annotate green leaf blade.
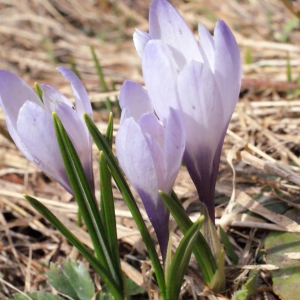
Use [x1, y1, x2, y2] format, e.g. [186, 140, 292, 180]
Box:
[166, 217, 204, 300]
[159, 191, 217, 285]
[52, 113, 122, 291]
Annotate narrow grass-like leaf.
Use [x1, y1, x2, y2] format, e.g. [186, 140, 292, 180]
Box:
[164, 232, 173, 284]
[287, 53, 293, 95]
[99, 113, 121, 278]
[52, 113, 122, 290]
[219, 225, 238, 264]
[34, 82, 43, 102]
[25, 195, 123, 300]
[245, 48, 252, 65]
[69, 57, 82, 79]
[84, 114, 166, 300]
[199, 204, 225, 292]
[159, 190, 216, 285]
[166, 217, 204, 300]
[90, 45, 112, 111]
[99, 152, 122, 281]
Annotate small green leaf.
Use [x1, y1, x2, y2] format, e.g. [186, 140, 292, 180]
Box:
[10, 294, 30, 300]
[126, 279, 146, 296]
[166, 217, 204, 300]
[34, 82, 43, 102]
[48, 259, 95, 300]
[232, 270, 260, 300]
[199, 203, 225, 292]
[12, 292, 63, 300]
[265, 208, 300, 299]
[96, 286, 115, 300]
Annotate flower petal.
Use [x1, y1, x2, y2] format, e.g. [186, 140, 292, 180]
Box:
[119, 80, 153, 124]
[40, 84, 73, 114]
[214, 20, 242, 119]
[6, 116, 34, 162]
[17, 101, 72, 193]
[56, 67, 93, 119]
[116, 116, 169, 258]
[163, 108, 185, 191]
[142, 40, 178, 124]
[0, 70, 41, 127]
[149, 0, 203, 67]
[116, 117, 159, 203]
[133, 29, 152, 58]
[198, 23, 215, 71]
[176, 60, 223, 132]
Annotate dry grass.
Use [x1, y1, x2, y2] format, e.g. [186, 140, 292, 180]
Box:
[1, 0, 300, 299]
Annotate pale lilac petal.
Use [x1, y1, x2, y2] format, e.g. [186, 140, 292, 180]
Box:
[41, 83, 93, 189]
[163, 109, 185, 191]
[116, 117, 159, 204]
[142, 40, 178, 123]
[0, 70, 41, 126]
[149, 0, 203, 67]
[198, 23, 215, 70]
[138, 113, 165, 148]
[138, 113, 165, 189]
[40, 84, 74, 114]
[133, 29, 152, 58]
[6, 117, 34, 162]
[116, 116, 169, 258]
[17, 101, 72, 193]
[214, 20, 242, 118]
[176, 60, 223, 131]
[56, 67, 93, 119]
[119, 80, 153, 124]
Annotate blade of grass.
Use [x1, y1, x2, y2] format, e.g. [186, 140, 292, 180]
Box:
[90, 45, 112, 112]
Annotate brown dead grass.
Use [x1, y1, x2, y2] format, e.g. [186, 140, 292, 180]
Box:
[1, 0, 300, 299]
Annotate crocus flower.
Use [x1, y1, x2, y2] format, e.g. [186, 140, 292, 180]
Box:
[116, 80, 185, 259]
[133, 0, 242, 223]
[0, 67, 94, 195]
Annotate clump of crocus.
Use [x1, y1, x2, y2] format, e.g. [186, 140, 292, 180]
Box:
[0, 67, 94, 194]
[134, 0, 242, 223]
[116, 80, 185, 259]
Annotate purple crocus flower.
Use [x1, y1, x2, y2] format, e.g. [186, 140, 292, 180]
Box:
[133, 0, 242, 223]
[0, 67, 94, 195]
[116, 80, 185, 259]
